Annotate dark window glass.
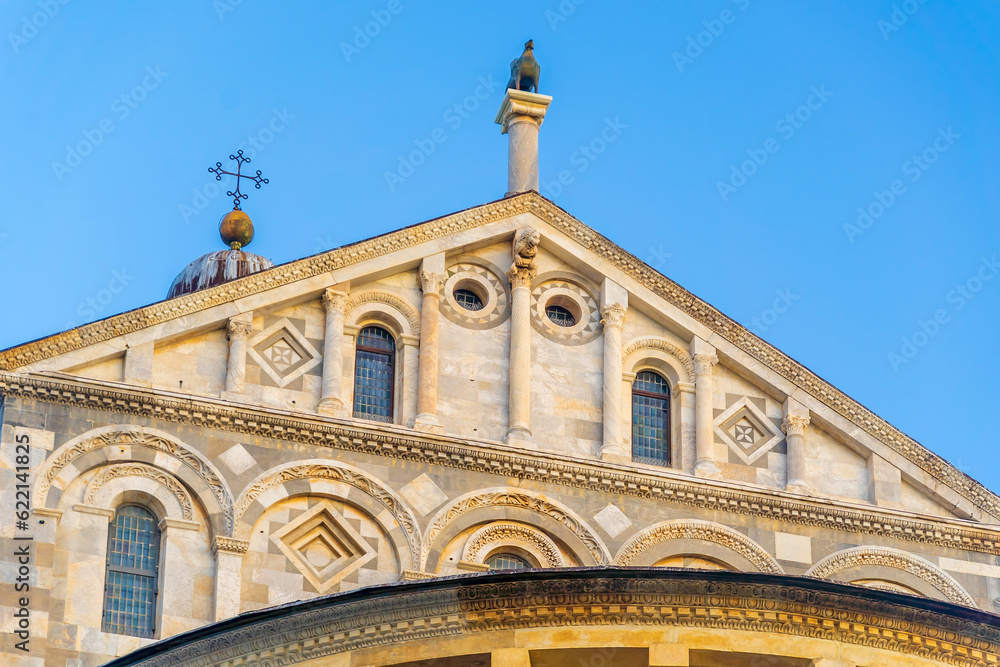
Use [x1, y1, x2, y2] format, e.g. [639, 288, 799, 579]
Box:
[354, 326, 395, 422]
[632, 371, 670, 465]
[103, 505, 159, 637]
[486, 553, 531, 570]
[545, 304, 576, 327]
[454, 288, 484, 311]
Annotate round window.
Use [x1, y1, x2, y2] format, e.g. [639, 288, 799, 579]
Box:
[454, 288, 484, 311]
[545, 304, 576, 327]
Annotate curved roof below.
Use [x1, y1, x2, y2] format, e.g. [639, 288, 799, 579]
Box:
[105, 567, 1000, 667]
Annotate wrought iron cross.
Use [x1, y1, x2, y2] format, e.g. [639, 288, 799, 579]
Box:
[208, 150, 269, 210]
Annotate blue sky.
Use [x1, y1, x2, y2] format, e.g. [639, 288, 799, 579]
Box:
[2, 2, 998, 492]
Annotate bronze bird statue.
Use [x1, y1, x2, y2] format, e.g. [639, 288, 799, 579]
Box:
[506, 39, 540, 93]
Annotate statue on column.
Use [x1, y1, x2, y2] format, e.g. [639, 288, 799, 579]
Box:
[506, 39, 541, 93]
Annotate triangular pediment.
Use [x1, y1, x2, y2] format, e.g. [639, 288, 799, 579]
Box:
[1, 191, 996, 523]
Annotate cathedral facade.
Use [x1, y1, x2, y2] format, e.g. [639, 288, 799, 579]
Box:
[2, 89, 1000, 667]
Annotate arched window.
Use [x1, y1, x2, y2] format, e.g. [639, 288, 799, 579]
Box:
[102, 505, 160, 638]
[632, 370, 670, 465]
[486, 552, 531, 570]
[353, 325, 395, 422]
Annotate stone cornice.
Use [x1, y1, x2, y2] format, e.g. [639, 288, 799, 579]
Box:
[0, 191, 996, 520]
[4, 371, 1000, 556]
[102, 568, 1000, 667]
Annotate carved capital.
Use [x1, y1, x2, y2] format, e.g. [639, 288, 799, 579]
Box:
[782, 414, 810, 437]
[692, 353, 718, 377]
[600, 303, 627, 329]
[212, 536, 250, 556]
[506, 266, 536, 289]
[322, 288, 349, 313]
[420, 271, 446, 294]
[227, 317, 252, 341]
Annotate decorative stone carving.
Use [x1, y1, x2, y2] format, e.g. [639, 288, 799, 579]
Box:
[806, 546, 976, 607]
[36, 426, 234, 535]
[782, 414, 810, 437]
[599, 303, 626, 328]
[615, 519, 783, 574]
[227, 317, 252, 340]
[247, 318, 322, 388]
[509, 227, 540, 275]
[235, 462, 419, 567]
[84, 463, 194, 521]
[713, 396, 784, 465]
[321, 288, 348, 313]
[439, 260, 510, 330]
[529, 278, 601, 345]
[419, 271, 446, 294]
[622, 338, 695, 382]
[692, 352, 718, 377]
[461, 522, 564, 568]
[271, 501, 378, 593]
[212, 536, 250, 555]
[12, 374, 1000, 557]
[424, 490, 609, 567]
[344, 291, 420, 336]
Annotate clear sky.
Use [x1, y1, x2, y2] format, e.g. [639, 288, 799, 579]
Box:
[2, 2, 998, 492]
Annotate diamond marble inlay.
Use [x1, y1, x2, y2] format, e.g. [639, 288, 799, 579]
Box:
[713, 397, 783, 465]
[247, 318, 321, 387]
[271, 502, 376, 593]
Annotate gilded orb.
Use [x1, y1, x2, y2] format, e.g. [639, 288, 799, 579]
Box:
[219, 209, 255, 249]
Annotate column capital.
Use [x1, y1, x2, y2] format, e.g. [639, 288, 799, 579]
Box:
[600, 303, 627, 328]
[212, 536, 250, 556]
[507, 266, 536, 289]
[782, 413, 810, 436]
[494, 89, 552, 134]
[420, 271, 446, 294]
[227, 314, 252, 340]
[692, 353, 718, 377]
[322, 287, 349, 312]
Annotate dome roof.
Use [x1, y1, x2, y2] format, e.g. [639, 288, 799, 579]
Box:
[167, 249, 274, 299]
